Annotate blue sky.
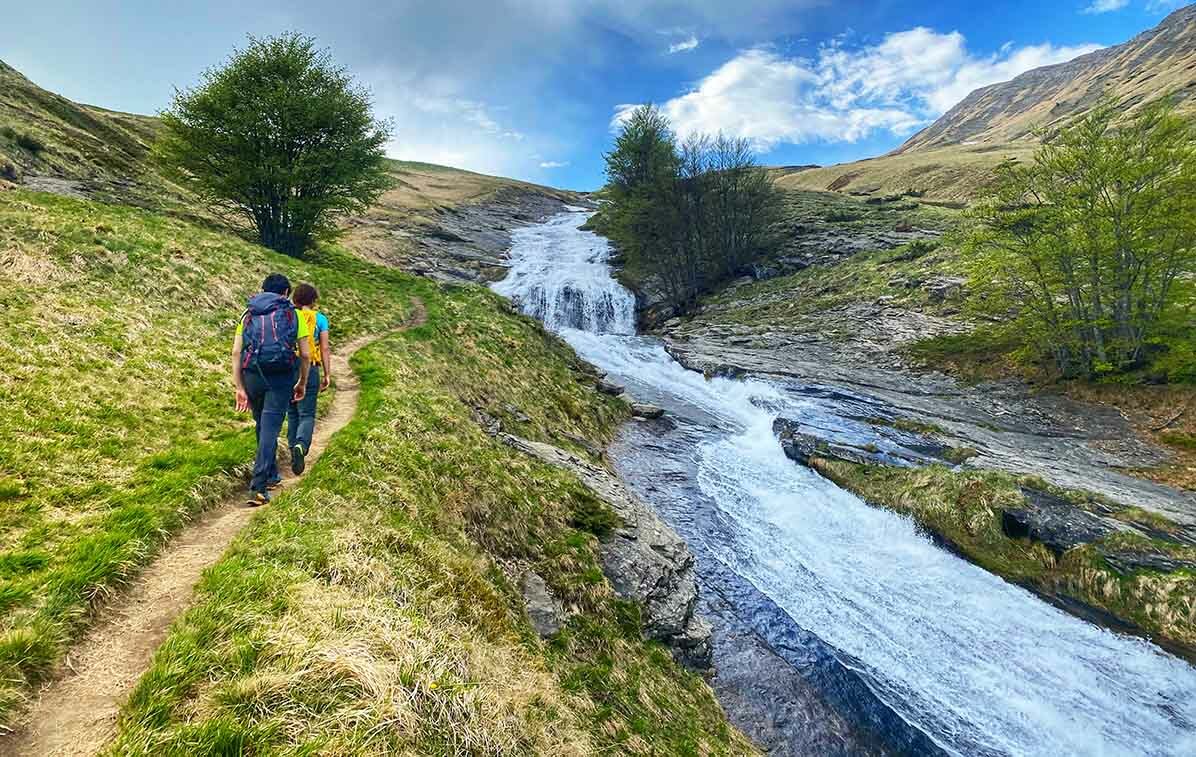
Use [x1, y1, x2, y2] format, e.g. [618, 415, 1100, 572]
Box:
[0, 0, 1189, 189]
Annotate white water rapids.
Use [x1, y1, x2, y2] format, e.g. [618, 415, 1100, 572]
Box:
[493, 210, 1196, 756]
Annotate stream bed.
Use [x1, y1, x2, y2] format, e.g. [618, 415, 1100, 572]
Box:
[492, 210, 1196, 756]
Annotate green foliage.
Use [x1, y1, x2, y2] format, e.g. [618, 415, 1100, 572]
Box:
[963, 97, 1196, 379]
[0, 125, 45, 154]
[593, 105, 782, 313]
[155, 33, 392, 256]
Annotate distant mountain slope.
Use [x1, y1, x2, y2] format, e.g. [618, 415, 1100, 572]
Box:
[0, 60, 169, 204]
[786, 4, 1196, 201]
[898, 3, 1196, 153]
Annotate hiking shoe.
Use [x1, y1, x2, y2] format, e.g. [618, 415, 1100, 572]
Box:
[246, 490, 271, 507]
[291, 444, 306, 475]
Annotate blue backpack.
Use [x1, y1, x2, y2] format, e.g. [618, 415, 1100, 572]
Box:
[240, 292, 298, 374]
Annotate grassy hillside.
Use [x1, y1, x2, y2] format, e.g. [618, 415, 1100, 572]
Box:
[0, 61, 172, 206]
[785, 6, 1196, 202]
[779, 143, 1036, 204]
[0, 188, 752, 753]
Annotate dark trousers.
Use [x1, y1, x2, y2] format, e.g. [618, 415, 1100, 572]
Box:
[244, 367, 296, 492]
[287, 364, 321, 453]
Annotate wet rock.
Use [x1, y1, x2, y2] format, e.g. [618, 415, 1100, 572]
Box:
[497, 432, 713, 670]
[521, 571, 565, 637]
[631, 403, 665, 419]
[1099, 550, 1196, 575]
[1001, 487, 1117, 557]
[596, 378, 624, 395]
[774, 421, 879, 467]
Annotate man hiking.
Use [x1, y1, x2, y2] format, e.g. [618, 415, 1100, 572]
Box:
[231, 273, 312, 506]
[286, 282, 331, 474]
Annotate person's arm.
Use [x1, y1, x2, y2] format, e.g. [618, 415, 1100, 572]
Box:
[319, 330, 331, 389]
[231, 330, 249, 412]
[294, 338, 311, 401]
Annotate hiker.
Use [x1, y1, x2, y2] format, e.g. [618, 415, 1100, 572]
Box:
[286, 283, 331, 474]
[231, 273, 312, 506]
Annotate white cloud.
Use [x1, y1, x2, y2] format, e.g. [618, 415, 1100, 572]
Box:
[619, 29, 1100, 152]
[366, 69, 546, 177]
[668, 35, 700, 54]
[539, 160, 570, 168]
[1083, 0, 1129, 14]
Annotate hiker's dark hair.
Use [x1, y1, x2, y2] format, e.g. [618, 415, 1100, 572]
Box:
[261, 273, 291, 294]
[293, 282, 319, 307]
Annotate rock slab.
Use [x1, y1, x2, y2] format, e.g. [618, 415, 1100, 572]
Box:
[498, 432, 713, 670]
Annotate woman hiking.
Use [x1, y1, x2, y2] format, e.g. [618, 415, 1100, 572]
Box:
[286, 283, 331, 477]
[232, 273, 311, 506]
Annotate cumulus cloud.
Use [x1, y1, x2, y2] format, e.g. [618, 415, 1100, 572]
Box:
[621, 29, 1100, 152]
[668, 35, 700, 54]
[1083, 0, 1129, 13]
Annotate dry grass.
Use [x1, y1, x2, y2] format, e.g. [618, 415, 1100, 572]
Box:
[779, 143, 1037, 203]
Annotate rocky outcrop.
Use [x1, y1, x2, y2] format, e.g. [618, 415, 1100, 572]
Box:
[348, 186, 591, 283]
[773, 418, 954, 468]
[1000, 487, 1118, 558]
[497, 432, 713, 669]
[521, 571, 565, 637]
[630, 403, 664, 419]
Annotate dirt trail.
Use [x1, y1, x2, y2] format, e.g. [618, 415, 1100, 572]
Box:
[1, 300, 425, 757]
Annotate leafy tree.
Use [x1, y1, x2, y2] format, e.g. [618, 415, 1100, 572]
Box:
[155, 33, 392, 256]
[966, 97, 1196, 378]
[595, 105, 780, 313]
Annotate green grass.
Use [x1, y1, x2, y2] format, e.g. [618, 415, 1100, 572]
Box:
[0, 188, 412, 721]
[105, 283, 751, 755]
[0, 188, 750, 752]
[810, 458, 1196, 653]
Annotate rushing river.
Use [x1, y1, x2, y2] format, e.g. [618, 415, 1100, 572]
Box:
[493, 210, 1196, 757]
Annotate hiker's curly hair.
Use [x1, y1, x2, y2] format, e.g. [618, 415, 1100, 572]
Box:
[293, 282, 319, 307]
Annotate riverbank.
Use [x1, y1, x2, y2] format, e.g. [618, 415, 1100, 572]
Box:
[649, 188, 1196, 667]
[493, 208, 1196, 757]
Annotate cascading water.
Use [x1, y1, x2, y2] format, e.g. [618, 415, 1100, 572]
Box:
[493, 210, 1196, 757]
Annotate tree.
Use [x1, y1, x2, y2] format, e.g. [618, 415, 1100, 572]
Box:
[966, 97, 1196, 378]
[594, 106, 781, 314]
[155, 33, 393, 256]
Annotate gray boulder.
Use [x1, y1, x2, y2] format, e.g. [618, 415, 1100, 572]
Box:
[631, 403, 665, 419]
[1001, 487, 1116, 557]
[521, 571, 565, 637]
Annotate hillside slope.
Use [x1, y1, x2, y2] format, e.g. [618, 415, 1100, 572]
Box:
[0, 186, 754, 753]
[0, 58, 581, 266]
[786, 4, 1196, 201]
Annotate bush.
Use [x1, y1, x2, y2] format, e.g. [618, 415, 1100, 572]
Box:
[0, 126, 44, 154]
[824, 209, 860, 222]
[965, 97, 1196, 379]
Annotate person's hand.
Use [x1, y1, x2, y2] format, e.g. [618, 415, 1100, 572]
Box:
[293, 382, 306, 402]
[320, 373, 331, 391]
[235, 388, 250, 412]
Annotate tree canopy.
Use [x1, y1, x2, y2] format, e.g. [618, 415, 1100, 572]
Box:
[966, 97, 1196, 379]
[155, 33, 393, 256]
[594, 105, 780, 314]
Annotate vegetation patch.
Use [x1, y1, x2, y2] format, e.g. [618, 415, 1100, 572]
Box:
[107, 288, 750, 755]
[809, 458, 1196, 654]
[0, 188, 416, 721]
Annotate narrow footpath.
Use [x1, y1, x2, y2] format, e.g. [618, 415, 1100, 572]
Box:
[1, 299, 425, 756]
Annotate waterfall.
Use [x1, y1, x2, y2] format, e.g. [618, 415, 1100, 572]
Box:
[493, 209, 1196, 757]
